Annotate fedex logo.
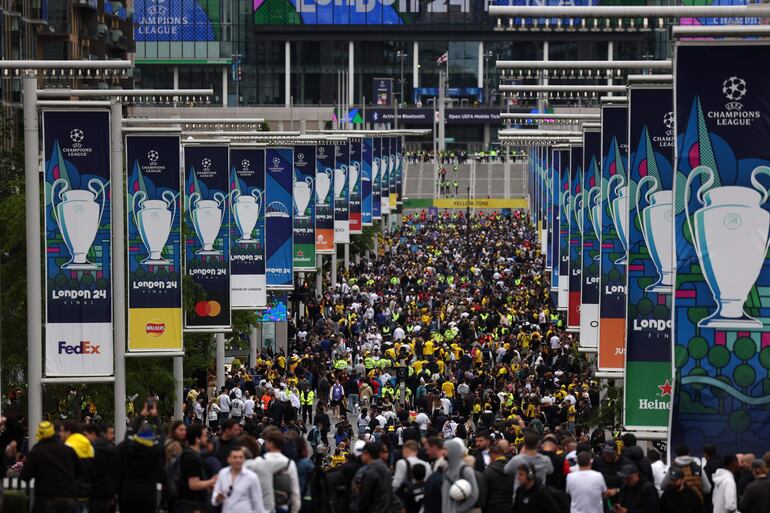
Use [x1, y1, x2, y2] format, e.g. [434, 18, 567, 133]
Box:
[58, 341, 101, 354]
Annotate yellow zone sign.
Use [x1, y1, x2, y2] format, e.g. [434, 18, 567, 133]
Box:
[432, 198, 529, 209]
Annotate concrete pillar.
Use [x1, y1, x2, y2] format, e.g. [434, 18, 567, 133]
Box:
[222, 66, 228, 107]
[477, 41, 484, 89]
[348, 41, 355, 106]
[483, 124, 491, 149]
[331, 245, 337, 286]
[173, 66, 179, 89]
[344, 244, 350, 271]
[173, 357, 184, 419]
[316, 254, 323, 298]
[285, 41, 291, 107]
[216, 333, 225, 391]
[276, 322, 288, 355]
[249, 325, 258, 369]
[413, 41, 419, 90]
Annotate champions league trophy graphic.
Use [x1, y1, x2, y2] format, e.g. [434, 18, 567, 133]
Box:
[685, 164, 770, 329]
[607, 173, 630, 265]
[316, 169, 332, 205]
[189, 189, 226, 255]
[348, 163, 359, 196]
[294, 175, 314, 219]
[334, 166, 348, 199]
[636, 175, 674, 293]
[372, 157, 380, 184]
[51, 177, 107, 270]
[231, 187, 263, 244]
[573, 191, 584, 235]
[131, 189, 176, 265]
[586, 186, 602, 260]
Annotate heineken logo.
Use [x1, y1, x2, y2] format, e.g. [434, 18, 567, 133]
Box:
[639, 398, 671, 410]
[658, 379, 672, 397]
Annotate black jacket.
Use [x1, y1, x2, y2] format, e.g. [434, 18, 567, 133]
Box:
[623, 446, 655, 484]
[91, 437, 118, 500]
[739, 476, 770, 513]
[512, 481, 561, 513]
[358, 459, 396, 513]
[483, 458, 515, 513]
[20, 437, 83, 499]
[541, 450, 566, 490]
[593, 455, 629, 490]
[660, 485, 705, 513]
[116, 437, 164, 497]
[423, 467, 444, 513]
[618, 479, 660, 513]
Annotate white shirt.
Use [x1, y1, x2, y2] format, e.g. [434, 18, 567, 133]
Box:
[651, 460, 668, 496]
[550, 335, 560, 350]
[415, 412, 430, 430]
[218, 394, 231, 412]
[566, 468, 607, 513]
[230, 398, 244, 417]
[244, 399, 256, 418]
[212, 467, 266, 513]
[393, 327, 405, 340]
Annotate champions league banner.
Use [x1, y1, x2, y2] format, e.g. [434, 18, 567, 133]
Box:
[672, 43, 770, 454]
[184, 145, 231, 330]
[334, 142, 351, 243]
[581, 129, 602, 350]
[388, 138, 397, 212]
[293, 145, 317, 271]
[381, 138, 391, 215]
[265, 148, 294, 289]
[229, 147, 267, 309]
[126, 135, 182, 352]
[568, 145, 583, 331]
[558, 148, 570, 311]
[362, 137, 374, 226]
[396, 138, 404, 208]
[349, 138, 363, 234]
[549, 148, 559, 292]
[315, 144, 335, 253]
[598, 105, 629, 373]
[624, 86, 674, 431]
[43, 110, 113, 376]
[546, 147, 555, 273]
[372, 138, 382, 220]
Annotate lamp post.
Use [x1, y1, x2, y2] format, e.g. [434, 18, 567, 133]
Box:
[396, 50, 408, 106]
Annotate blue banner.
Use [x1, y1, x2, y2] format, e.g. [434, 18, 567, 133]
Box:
[349, 138, 363, 234]
[315, 144, 335, 253]
[184, 145, 231, 330]
[581, 130, 601, 350]
[230, 147, 266, 309]
[624, 85, 675, 431]
[558, 147, 570, 311]
[265, 148, 294, 289]
[43, 110, 113, 376]
[672, 43, 770, 455]
[550, 148, 563, 299]
[293, 145, 317, 270]
[127, 134, 182, 351]
[396, 137, 404, 208]
[568, 145, 583, 332]
[599, 105, 629, 372]
[362, 137, 374, 226]
[381, 138, 391, 215]
[373, 138, 382, 219]
[547, 147, 556, 276]
[334, 142, 351, 243]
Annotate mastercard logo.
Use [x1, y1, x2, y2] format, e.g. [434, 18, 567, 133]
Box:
[195, 300, 222, 318]
[145, 322, 166, 337]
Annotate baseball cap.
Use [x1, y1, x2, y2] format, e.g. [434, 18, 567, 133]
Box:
[602, 443, 616, 454]
[619, 464, 640, 478]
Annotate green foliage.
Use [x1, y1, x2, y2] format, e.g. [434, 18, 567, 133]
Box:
[586, 381, 624, 429]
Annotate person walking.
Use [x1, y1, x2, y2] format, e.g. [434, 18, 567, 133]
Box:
[393, 440, 432, 489]
[247, 430, 301, 513]
[566, 451, 607, 513]
[712, 456, 739, 513]
[173, 424, 218, 513]
[659, 466, 705, 513]
[212, 446, 266, 513]
[21, 421, 83, 513]
[441, 438, 478, 513]
[512, 463, 561, 513]
[116, 422, 165, 513]
[614, 464, 659, 513]
[482, 441, 514, 513]
[739, 460, 770, 513]
[357, 442, 397, 513]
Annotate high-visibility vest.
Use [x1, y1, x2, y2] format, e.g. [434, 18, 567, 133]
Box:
[334, 359, 347, 370]
[300, 390, 315, 405]
[365, 357, 375, 369]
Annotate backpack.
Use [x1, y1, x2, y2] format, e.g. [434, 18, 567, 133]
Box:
[395, 459, 415, 504]
[271, 459, 293, 510]
[332, 385, 344, 401]
[679, 462, 704, 501]
[165, 448, 194, 502]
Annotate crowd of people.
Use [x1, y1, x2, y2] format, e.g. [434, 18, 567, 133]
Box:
[2, 211, 768, 513]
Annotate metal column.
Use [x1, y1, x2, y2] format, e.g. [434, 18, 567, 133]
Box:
[216, 333, 225, 391]
[413, 41, 419, 90]
[249, 325, 258, 369]
[348, 41, 355, 106]
[173, 357, 183, 419]
[111, 100, 128, 441]
[23, 74, 42, 443]
[222, 66, 228, 107]
[285, 42, 291, 107]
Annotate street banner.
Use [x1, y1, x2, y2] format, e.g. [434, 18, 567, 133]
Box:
[581, 129, 601, 350]
[349, 138, 363, 234]
[396, 137, 404, 207]
[542, 147, 550, 257]
[265, 147, 294, 289]
[547, 147, 556, 273]
[184, 144, 231, 330]
[389, 138, 398, 211]
[568, 144, 583, 331]
[381, 138, 391, 215]
[672, 42, 770, 454]
[372, 138, 382, 219]
[334, 142, 351, 243]
[598, 105, 629, 372]
[362, 137, 374, 226]
[315, 144, 335, 253]
[126, 135, 182, 351]
[558, 147, 571, 311]
[624, 85, 674, 431]
[43, 110, 113, 376]
[293, 145, 317, 271]
[230, 147, 267, 309]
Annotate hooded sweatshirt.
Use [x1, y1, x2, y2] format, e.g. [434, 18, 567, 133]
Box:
[483, 457, 515, 513]
[711, 468, 737, 513]
[504, 450, 554, 491]
[441, 439, 479, 513]
[661, 456, 712, 495]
